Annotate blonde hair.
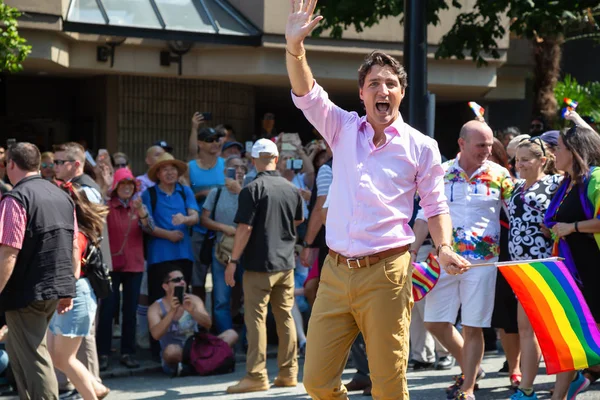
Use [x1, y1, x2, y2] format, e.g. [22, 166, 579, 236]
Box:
[516, 139, 558, 175]
[41, 151, 54, 160]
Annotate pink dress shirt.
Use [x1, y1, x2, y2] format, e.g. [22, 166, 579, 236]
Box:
[292, 82, 449, 257]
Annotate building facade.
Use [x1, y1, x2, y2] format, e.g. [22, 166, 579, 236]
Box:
[2, 0, 532, 172]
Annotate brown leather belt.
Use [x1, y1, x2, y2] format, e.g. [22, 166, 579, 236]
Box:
[329, 245, 410, 269]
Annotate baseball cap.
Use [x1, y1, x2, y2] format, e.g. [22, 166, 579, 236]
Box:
[251, 138, 279, 158]
[198, 127, 224, 141]
[539, 130, 559, 147]
[154, 140, 173, 153]
[222, 141, 243, 153]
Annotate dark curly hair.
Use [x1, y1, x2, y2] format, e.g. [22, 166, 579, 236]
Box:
[560, 125, 600, 183]
[358, 51, 407, 90]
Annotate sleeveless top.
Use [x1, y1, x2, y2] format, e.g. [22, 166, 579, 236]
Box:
[157, 298, 196, 349]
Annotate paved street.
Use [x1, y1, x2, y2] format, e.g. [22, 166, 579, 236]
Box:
[104, 353, 600, 399]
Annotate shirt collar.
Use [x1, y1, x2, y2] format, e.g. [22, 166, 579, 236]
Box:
[359, 114, 404, 149]
[451, 154, 491, 176]
[256, 170, 281, 178]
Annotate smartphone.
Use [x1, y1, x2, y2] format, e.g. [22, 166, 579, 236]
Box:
[85, 150, 97, 167]
[174, 286, 184, 305]
[286, 158, 303, 171]
[245, 141, 253, 153]
[201, 112, 212, 121]
[226, 167, 236, 179]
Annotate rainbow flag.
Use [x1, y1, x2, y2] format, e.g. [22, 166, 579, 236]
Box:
[499, 259, 600, 374]
[468, 101, 485, 118]
[564, 97, 579, 109]
[412, 253, 440, 302]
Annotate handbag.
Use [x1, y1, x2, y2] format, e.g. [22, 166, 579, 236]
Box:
[215, 234, 235, 265]
[199, 187, 222, 265]
[180, 330, 235, 376]
[82, 238, 112, 299]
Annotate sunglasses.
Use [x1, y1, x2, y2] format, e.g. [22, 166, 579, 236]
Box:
[519, 137, 546, 157]
[54, 159, 76, 166]
[115, 163, 128, 169]
[202, 137, 221, 143]
[166, 276, 185, 284]
[41, 162, 54, 169]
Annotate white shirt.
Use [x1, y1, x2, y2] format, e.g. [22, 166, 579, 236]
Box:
[417, 156, 514, 261]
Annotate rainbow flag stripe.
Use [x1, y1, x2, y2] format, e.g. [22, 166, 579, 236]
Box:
[412, 253, 440, 302]
[499, 260, 600, 374]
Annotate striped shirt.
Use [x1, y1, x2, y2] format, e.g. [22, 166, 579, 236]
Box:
[316, 164, 333, 197]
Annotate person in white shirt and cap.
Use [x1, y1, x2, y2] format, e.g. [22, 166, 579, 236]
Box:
[224, 139, 305, 394]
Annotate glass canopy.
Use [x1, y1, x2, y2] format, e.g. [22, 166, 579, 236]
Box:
[65, 0, 261, 45]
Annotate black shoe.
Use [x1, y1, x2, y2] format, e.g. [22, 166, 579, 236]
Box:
[120, 354, 140, 369]
[498, 360, 509, 376]
[436, 356, 455, 370]
[99, 355, 109, 372]
[413, 361, 435, 371]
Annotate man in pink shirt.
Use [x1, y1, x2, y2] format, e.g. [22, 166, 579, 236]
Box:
[286, 1, 469, 399]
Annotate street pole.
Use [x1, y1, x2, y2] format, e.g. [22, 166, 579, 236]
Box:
[403, 0, 428, 135]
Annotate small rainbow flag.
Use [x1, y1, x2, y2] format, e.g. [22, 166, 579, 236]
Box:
[499, 259, 600, 374]
[564, 98, 579, 109]
[468, 101, 485, 118]
[412, 253, 441, 302]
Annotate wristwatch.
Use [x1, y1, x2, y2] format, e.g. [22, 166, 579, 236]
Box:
[436, 243, 453, 256]
[227, 256, 240, 265]
[302, 241, 311, 248]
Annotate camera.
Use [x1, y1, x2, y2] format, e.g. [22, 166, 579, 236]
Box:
[286, 158, 303, 171]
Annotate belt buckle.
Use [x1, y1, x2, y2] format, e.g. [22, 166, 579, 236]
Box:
[346, 257, 364, 269]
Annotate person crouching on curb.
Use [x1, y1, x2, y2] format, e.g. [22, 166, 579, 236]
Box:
[147, 269, 237, 374]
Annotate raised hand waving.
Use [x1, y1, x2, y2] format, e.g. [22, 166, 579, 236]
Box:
[286, 0, 323, 47]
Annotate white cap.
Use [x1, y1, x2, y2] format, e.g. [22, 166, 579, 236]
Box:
[251, 139, 279, 158]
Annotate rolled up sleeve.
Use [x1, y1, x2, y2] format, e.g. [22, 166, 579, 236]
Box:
[416, 142, 449, 219]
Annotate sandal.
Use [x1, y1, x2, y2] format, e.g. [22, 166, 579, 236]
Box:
[510, 373, 522, 391]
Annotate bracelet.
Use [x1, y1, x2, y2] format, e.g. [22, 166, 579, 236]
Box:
[436, 243, 453, 256]
[574, 221, 580, 233]
[140, 213, 149, 220]
[286, 47, 305, 61]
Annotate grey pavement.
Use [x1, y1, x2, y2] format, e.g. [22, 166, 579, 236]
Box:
[103, 353, 600, 399]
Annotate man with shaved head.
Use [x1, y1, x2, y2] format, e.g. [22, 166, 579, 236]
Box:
[411, 119, 514, 400]
[137, 145, 166, 195]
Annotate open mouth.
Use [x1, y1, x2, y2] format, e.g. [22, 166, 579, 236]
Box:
[376, 101, 390, 113]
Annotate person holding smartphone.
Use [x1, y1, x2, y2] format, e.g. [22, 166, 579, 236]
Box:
[147, 269, 236, 374]
[200, 156, 247, 335]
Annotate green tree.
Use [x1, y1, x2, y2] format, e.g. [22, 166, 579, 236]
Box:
[554, 74, 600, 129]
[314, 1, 600, 126]
[0, 1, 31, 72]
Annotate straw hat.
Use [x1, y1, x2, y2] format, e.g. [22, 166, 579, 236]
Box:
[148, 153, 188, 182]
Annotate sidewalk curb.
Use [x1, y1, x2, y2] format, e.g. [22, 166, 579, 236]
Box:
[100, 364, 162, 380]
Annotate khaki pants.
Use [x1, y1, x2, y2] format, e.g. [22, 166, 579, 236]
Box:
[243, 269, 297, 381]
[6, 300, 59, 400]
[304, 253, 413, 400]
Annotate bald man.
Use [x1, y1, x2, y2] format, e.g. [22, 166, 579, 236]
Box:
[411, 120, 514, 400]
[137, 145, 166, 195]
